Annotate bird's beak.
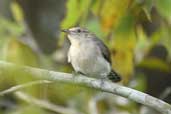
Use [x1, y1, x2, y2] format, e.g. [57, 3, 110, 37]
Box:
[61, 29, 70, 33]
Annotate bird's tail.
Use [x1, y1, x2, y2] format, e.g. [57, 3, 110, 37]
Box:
[108, 70, 121, 82]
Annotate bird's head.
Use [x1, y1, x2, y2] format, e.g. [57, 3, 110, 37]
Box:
[61, 27, 90, 41]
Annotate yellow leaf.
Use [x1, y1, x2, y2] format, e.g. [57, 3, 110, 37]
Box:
[138, 57, 170, 72]
[110, 14, 136, 84]
[99, 0, 131, 32]
[4, 38, 39, 67]
[10, 1, 24, 23]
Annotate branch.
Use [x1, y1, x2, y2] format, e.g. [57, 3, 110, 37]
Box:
[88, 93, 107, 114]
[0, 61, 171, 114]
[0, 80, 52, 96]
[88, 96, 98, 114]
[15, 91, 83, 114]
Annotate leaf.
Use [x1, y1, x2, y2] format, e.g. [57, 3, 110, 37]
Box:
[61, 0, 80, 28]
[138, 57, 170, 72]
[156, 0, 171, 20]
[61, 0, 91, 28]
[151, 24, 171, 61]
[110, 13, 136, 84]
[0, 17, 24, 60]
[112, 50, 134, 84]
[91, 0, 101, 16]
[99, 0, 131, 32]
[159, 25, 171, 61]
[10, 1, 24, 23]
[9, 106, 47, 114]
[134, 26, 150, 63]
[142, 0, 153, 21]
[0, 17, 24, 37]
[114, 13, 134, 35]
[4, 38, 39, 67]
[85, 18, 105, 39]
[130, 74, 147, 92]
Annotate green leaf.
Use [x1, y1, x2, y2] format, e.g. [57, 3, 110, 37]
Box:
[4, 38, 39, 67]
[10, 1, 24, 23]
[0, 17, 24, 60]
[142, 0, 153, 21]
[85, 18, 105, 39]
[115, 13, 135, 34]
[0, 17, 24, 37]
[156, 0, 171, 20]
[110, 13, 136, 84]
[160, 25, 171, 61]
[134, 26, 150, 63]
[151, 24, 171, 61]
[138, 57, 170, 72]
[10, 106, 47, 114]
[61, 0, 91, 28]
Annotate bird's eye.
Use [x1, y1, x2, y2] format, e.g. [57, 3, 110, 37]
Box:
[77, 29, 81, 33]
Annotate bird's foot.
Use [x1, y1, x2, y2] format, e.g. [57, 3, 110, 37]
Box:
[72, 71, 85, 76]
[99, 77, 107, 88]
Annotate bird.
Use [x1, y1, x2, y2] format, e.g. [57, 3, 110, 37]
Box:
[61, 27, 121, 82]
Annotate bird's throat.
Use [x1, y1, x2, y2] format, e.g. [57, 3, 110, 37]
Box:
[68, 36, 81, 48]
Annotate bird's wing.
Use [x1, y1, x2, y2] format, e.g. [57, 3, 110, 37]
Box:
[92, 36, 112, 64]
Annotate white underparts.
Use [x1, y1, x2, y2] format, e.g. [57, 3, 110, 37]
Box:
[68, 37, 111, 78]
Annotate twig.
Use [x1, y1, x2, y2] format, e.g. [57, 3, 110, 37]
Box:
[89, 96, 98, 114]
[0, 61, 171, 114]
[15, 91, 83, 114]
[0, 80, 52, 96]
[88, 93, 109, 114]
[160, 87, 171, 100]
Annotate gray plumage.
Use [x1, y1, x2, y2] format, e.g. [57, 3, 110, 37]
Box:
[62, 27, 121, 82]
[91, 36, 111, 63]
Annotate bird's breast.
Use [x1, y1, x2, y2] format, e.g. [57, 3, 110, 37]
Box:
[69, 43, 99, 62]
[69, 42, 99, 70]
[68, 42, 111, 77]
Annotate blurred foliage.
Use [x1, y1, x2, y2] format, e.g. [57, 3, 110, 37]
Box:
[0, 0, 171, 114]
[10, 1, 24, 24]
[61, 0, 171, 84]
[4, 38, 39, 67]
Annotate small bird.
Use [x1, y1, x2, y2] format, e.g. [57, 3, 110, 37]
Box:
[62, 27, 121, 82]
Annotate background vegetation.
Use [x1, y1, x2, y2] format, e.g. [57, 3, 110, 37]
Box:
[0, 0, 171, 114]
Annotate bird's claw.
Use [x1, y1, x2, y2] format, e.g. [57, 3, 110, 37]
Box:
[72, 71, 85, 76]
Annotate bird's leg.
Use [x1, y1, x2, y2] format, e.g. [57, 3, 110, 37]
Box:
[72, 71, 78, 76]
[99, 75, 107, 88]
[72, 71, 85, 76]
